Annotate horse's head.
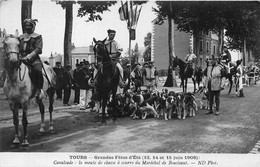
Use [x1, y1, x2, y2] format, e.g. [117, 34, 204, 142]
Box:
[93, 38, 110, 63]
[2, 29, 20, 69]
[172, 56, 179, 68]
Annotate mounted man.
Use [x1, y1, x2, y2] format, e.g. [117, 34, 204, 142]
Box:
[92, 29, 126, 88]
[19, 19, 45, 99]
[184, 48, 197, 77]
[219, 45, 232, 89]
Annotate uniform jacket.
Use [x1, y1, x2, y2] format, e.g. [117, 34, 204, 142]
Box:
[63, 70, 72, 89]
[221, 51, 231, 64]
[185, 53, 197, 62]
[205, 65, 222, 91]
[144, 67, 158, 80]
[104, 39, 123, 61]
[19, 33, 42, 65]
[73, 68, 86, 90]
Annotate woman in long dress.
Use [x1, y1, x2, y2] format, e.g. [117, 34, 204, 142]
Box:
[164, 66, 173, 87]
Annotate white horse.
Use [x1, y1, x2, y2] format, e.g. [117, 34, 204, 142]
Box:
[2, 29, 56, 149]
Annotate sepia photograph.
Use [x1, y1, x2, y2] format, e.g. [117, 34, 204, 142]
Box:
[0, 0, 260, 166]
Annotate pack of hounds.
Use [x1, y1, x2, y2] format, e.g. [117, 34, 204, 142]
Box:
[88, 86, 212, 120]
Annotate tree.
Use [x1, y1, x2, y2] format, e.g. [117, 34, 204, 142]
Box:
[131, 43, 141, 67]
[21, 0, 32, 33]
[143, 32, 151, 62]
[57, 0, 76, 67]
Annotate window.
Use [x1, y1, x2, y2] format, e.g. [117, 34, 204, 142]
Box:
[213, 45, 216, 54]
[82, 58, 86, 62]
[206, 42, 209, 53]
[199, 40, 203, 52]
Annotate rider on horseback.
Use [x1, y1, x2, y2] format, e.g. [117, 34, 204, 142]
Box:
[219, 45, 231, 74]
[93, 29, 125, 88]
[19, 19, 45, 99]
[184, 48, 197, 77]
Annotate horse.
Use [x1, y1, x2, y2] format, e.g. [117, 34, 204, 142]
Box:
[172, 57, 202, 93]
[2, 30, 56, 149]
[92, 38, 121, 124]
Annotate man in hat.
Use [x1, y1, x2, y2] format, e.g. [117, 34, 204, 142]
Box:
[205, 55, 223, 115]
[143, 61, 158, 91]
[123, 63, 131, 93]
[53, 61, 64, 100]
[93, 29, 126, 88]
[63, 65, 72, 106]
[184, 48, 197, 77]
[19, 18, 45, 99]
[131, 63, 142, 92]
[219, 45, 232, 89]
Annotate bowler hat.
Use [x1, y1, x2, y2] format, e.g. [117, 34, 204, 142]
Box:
[107, 29, 116, 34]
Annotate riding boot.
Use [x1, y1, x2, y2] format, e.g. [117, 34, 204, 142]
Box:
[35, 71, 45, 100]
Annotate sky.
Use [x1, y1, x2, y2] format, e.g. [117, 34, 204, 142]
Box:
[0, 0, 157, 58]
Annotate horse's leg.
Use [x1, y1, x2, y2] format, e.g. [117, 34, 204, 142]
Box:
[36, 98, 45, 133]
[185, 79, 188, 93]
[228, 76, 233, 94]
[182, 79, 185, 92]
[10, 103, 20, 146]
[192, 78, 196, 93]
[47, 88, 55, 132]
[111, 90, 118, 123]
[21, 101, 29, 148]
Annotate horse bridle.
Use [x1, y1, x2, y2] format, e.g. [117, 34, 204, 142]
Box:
[3, 35, 26, 81]
[93, 41, 112, 66]
[3, 35, 20, 58]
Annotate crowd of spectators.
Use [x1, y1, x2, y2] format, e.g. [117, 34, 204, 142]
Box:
[50, 60, 159, 109]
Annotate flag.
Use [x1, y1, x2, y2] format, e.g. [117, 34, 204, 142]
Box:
[131, 5, 142, 28]
[118, 1, 128, 21]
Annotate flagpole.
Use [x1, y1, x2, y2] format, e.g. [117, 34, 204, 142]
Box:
[128, 0, 132, 72]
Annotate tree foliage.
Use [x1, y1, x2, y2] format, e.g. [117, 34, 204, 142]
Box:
[143, 32, 151, 62]
[154, 1, 260, 55]
[77, 1, 117, 22]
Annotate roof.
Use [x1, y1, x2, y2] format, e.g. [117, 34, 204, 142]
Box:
[72, 46, 94, 55]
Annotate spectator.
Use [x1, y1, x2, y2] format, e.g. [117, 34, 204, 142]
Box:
[205, 55, 223, 115]
[164, 66, 173, 87]
[73, 63, 83, 105]
[143, 61, 158, 92]
[79, 61, 92, 110]
[142, 62, 148, 86]
[123, 64, 131, 93]
[184, 48, 197, 77]
[53, 61, 64, 100]
[63, 65, 73, 106]
[131, 63, 142, 92]
[236, 59, 244, 97]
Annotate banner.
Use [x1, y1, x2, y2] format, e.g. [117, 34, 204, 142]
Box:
[118, 1, 128, 21]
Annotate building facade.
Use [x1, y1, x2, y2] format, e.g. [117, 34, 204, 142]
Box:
[152, 21, 220, 71]
[71, 45, 94, 69]
[0, 29, 5, 77]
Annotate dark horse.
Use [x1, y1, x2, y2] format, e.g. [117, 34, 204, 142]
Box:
[219, 59, 243, 94]
[92, 38, 120, 124]
[172, 57, 203, 93]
